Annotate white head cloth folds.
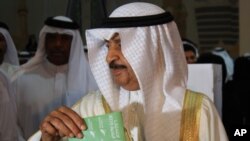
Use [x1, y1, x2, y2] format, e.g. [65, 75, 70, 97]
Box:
[86, 2, 187, 140]
[212, 47, 234, 82]
[0, 27, 19, 66]
[14, 16, 98, 95]
[182, 39, 199, 58]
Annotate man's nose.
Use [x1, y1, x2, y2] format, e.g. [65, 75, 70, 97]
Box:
[55, 37, 62, 47]
[106, 51, 119, 64]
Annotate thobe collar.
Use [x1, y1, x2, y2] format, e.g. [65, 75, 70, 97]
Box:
[119, 88, 144, 107]
[44, 59, 68, 74]
[128, 90, 144, 104]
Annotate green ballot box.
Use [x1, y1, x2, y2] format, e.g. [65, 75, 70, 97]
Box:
[69, 112, 126, 141]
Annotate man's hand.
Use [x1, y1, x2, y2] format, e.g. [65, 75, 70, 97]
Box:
[40, 106, 86, 141]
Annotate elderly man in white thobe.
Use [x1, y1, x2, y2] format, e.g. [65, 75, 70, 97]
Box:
[12, 16, 98, 139]
[0, 21, 19, 79]
[29, 2, 228, 141]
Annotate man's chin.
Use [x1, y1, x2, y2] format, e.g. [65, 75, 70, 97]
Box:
[114, 78, 127, 86]
[49, 60, 68, 66]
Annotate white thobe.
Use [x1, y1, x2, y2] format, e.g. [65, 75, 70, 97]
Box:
[15, 60, 88, 139]
[28, 90, 228, 141]
[0, 72, 18, 141]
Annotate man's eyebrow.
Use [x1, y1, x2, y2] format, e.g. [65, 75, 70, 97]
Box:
[110, 32, 119, 40]
[104, 37, 120, 44]
[104, 33, 120, 48]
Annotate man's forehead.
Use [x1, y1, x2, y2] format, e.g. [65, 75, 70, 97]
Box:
[46, 32, 71, 36]
[45, 33, 73, 40]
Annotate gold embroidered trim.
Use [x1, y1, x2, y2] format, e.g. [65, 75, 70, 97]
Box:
[180, 90, 203, 141]
[102, 95, 111, 113]
[101, 96, 133, 141]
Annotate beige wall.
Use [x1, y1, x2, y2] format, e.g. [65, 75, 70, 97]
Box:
[239, 0, 250, 55]
[1, 0, 246, 55]
[0, 0, 68, 50]
[183, 0, 199, 46]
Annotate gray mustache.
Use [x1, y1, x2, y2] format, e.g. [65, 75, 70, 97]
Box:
[109, 61, 127, 69]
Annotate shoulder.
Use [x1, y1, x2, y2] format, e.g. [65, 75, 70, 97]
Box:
[186, 89, 212, 103]
[72, 90, 105, 118]
[185, 89, 211, 105]
[72, 91, 102, 110]
[185, 89, 216, 115]
[1, 62, 19, 69]
[14, 63, 47, 81]
[186, 90, 221, 120]
[198, 95, 229, 140]
[0, 63, 19, 78]
[12, 63, 43, 82]
[186, 90, 228, 140]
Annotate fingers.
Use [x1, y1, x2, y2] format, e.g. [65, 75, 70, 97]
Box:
[41, 131, 60, 141]
[40, 106, 86, 139]
[49, 109, 82, 138]
[40, 119, 58, 136]
[45, 114, 75, 137]
[57, 106, 86, 130]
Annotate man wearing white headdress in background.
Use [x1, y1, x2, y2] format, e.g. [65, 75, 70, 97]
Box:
[182, 38, 199, 64]
[0, 21, 19, 79]
[212, 47, 234, 82]
[30, 2, 228, 141]
[12, 16, 98, 139]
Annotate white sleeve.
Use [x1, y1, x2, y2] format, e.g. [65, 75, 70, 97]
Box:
[199, 96, 229, 141]
[72, 90, 105, 117]
[27, 131, 41, 141]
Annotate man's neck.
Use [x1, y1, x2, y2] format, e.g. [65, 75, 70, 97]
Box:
[44, 59, 68, 74]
